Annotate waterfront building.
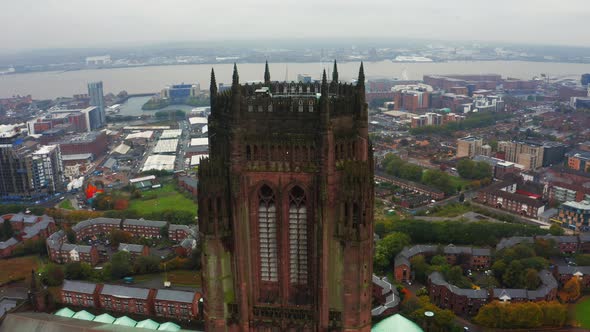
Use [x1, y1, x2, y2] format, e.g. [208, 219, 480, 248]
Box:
[88, 81, 106, 127]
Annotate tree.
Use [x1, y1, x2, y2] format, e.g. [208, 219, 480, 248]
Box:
[374, 232, 411, 273]
[549, 223, 564, 236]
[43, 263, 64, 286]
[457, 159, 492, 180]
[503, 261, 525, 288]
[400, 163, 423, 182]
[114, 199, 129, 210]
[540, 301, 567, 327]
[410, 255, 430, 283]
[65, 228, 76, 244]
[422, 170, 455, 195]
[111, 251, 132, 279]
[65, 262, 92, 280]
[135, 256, 161, 274]
[524, 268, 540, 289]
[1, 219, 13, 241]
[109, 229, 133, 247]
[430, 255, 447, 266]
[559, 277, 581, 302]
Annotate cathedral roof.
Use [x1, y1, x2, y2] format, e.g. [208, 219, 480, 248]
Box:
[372, 314, 423, 332]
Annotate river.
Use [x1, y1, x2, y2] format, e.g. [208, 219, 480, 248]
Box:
[0, 60, 589, 99]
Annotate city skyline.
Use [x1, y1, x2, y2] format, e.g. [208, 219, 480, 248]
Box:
[0, 0, 589, 51]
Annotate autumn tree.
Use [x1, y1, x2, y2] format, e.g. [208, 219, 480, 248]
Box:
[559, 277, 581, 302]
[524, 268, 541, 289]
[109, 229, 133, 247]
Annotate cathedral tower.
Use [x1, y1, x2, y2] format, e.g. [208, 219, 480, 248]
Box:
[199, 62, 373, 332]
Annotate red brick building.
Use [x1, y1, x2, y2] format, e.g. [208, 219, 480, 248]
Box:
[0, 238, 19, 258]
[168, 224, 197, 242]
[477, 181, 546, 218]
[57, 244, 100, 266]
[118, 243, 149, 259]
[72, 218, 121, 241]
[537, 235, 579, 254]
[555, 265, 590, 289]
[61, 280, 101, 307]
[122, 219, 167, 239]
[154, 289, 201, 321]
[394, 245, 491, 283]
[178, 176, 198, 198]
[99, 284, 155, 316]
[429, 272, 488, 316]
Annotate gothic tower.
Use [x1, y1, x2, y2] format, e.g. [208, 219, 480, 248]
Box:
[199, 62, 374, 332]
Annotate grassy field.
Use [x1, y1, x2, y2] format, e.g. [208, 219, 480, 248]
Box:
[59, 199, 74, 210]
[0, 255, 41, 284]
[134, 269, 202, 288]
[574, 297, 590, 329]
[129, 184, 197, 214]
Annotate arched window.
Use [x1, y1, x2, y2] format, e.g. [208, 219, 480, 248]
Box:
[288, 186, 307, 284]
[258, 185, 278, 282]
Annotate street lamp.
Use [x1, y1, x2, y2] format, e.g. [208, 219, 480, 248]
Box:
[424, 311, 435, 332]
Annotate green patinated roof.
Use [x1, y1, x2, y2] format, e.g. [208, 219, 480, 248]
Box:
[72, 310, 95, 321]
[54, 307, 75, 318]
[94, 313, 116, 324]
[157, 322, 181, 331]
[113, 316, 137, 327]
[136, 319, 160, 330]
[372, 314, 424, 332]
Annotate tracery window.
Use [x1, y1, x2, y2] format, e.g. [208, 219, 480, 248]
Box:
[259, 185, 278, 282]
[288, 186, 307, 284]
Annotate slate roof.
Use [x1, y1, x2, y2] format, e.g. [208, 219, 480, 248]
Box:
[537, 235, 579, 243]
[556, 265, 590, 275]
[155, 289, 197, 303]
[496, 236, 534, 251]
[123, 219, 167, 228]
[22, 218, 54, 239]
[472, 248, 492, 256]
[61, 243, 93, 254]
[443, 244, 473, 255]
[493, 288, 528, 299]
[0, 237, 18, 249]
[100, 284, 151, 300]
[429, 272, 488, 299]
[72, 218, 121, 232]
[46, 230, 66, 249]
[62, 280, 97, 294]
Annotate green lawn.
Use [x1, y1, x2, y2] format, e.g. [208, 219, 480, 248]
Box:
[129, 184, 197, 214]
[134, 270, 202, 287]
[59, 199, 74, 210]
[574, 297, 590, 329]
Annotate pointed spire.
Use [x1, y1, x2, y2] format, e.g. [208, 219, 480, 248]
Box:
[321, 69, 328, 94]
[232, 63, 239, 86]
[264, 60, 271, 84]
[357, 62, 365, 87]
[332, 60, 338, 83]
[210, 68, 217, 95]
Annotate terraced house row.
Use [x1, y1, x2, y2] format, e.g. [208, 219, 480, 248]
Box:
[60, 280, 202, 321]
[394, 244, 492, 283]
[428, 269, 558, 316]
[0, 213, 57, 257]
[46, 217, 198, 265]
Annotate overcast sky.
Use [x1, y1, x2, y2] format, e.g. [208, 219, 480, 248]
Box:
[1, 0, 589, 51]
